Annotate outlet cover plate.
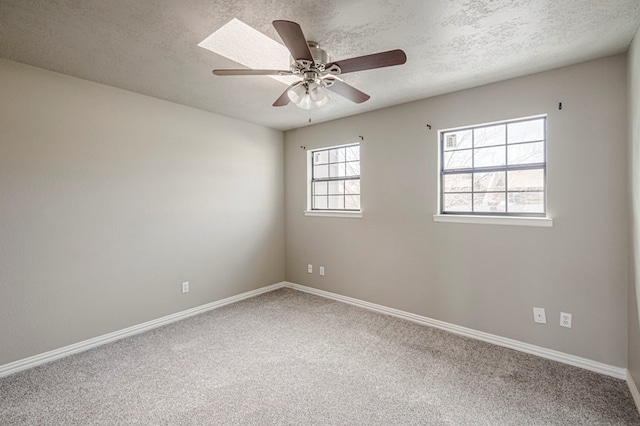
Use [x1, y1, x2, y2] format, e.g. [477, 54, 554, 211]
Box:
[307, 264, 313, 274]
[560, 312, 572, 328]
[182, 281, 189, 293]
[533, 307, 546, 324]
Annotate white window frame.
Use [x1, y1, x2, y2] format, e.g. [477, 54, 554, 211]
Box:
[434, 115, 553, 227]
[304, 142, 362, 218]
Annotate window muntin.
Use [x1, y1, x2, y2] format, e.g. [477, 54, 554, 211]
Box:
[440, 116, 546, 216]
[311, 144, 360, 211]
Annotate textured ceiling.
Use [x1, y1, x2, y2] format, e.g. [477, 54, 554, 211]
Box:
[1, 0, 639, 130]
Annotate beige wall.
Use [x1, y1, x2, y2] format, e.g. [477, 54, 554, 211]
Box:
[629, 28, 640, 387]
[1, 50, 633, 372]
[285, 55, 628, 367]
[0, 59, 285, 366]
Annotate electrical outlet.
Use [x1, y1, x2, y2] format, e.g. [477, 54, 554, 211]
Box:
[181, 281, 189, 293]
[307, 264, 313, 274]
[560, 312, 572, 328]
[319, 266, 325, 276]
[533, 307, 546, 324]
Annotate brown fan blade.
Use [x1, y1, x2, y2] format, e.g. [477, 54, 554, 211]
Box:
[326, 80, 370, 104]
[272, 20, 313, 62]
[327, 49, 407, 75]
[212, 69, 292, 76]
[272, 87, 291, 107]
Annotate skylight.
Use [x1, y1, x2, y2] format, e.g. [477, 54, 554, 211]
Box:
[198, 18, 296, 85]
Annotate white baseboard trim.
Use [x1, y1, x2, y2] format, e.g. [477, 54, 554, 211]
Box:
[629, 371, 640, 414]
[284, 282, 628, 380]
[1, 280, 631, 387]
[0, 281, 287, 378]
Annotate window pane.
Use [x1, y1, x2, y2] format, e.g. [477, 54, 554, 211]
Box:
[508, 192, 544, 213]
[474, 125, 505, 148]
[313, 181, 328, 195]
[329, 163, 346, 177]
[473, 192, 506, 212]
[508, 142, 544, 165]
[443, 149, 472, 170]
[439, 117, 546, 217]
[314, 164, 329, 178]
[311, 144, 361, 212]
[329, 148, 346, 162]
[328, 181, 344, 195]
[508, 119, 544, 144]
[443, 130, 472, 151]
[345, 195, 360, 210]
[444, 193, 472, 212]
[345, 179, 360, 194]
[345, 161, 360, 176]
[314, 196, 327, 209]
[474, 146, 505, 168]
[443, 173, 472, 192]
[346, 146, 360, 161]
[314, 150, 329, 165]
[328, 195, 344, 209]
[473, 172, 505, 192]
[507, 169, 544, 191]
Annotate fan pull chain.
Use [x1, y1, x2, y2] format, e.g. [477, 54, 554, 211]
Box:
[308, 108, 312, 124]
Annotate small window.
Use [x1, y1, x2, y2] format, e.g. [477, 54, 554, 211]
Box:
[309, 143, 360, 211]
[439, 116, 546, 216]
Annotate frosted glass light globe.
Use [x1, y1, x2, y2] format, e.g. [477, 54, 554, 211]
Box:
[287, 80, 329, 109]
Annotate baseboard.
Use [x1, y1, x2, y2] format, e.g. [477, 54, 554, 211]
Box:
[629, 371, 640, 414]
[284, 282, 628, 380]
[0, 281, 287, 378]
[1, 280, 630, 384]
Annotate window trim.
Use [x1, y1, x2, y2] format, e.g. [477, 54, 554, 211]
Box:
[438, 114, 549, 219]
[306, 142, 362, 218]
[433, 214, 552, 227]
[304, 210, 363, 218]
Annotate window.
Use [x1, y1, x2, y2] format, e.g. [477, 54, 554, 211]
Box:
[439, 116, 546, 217]
[309, 143, 360, 212]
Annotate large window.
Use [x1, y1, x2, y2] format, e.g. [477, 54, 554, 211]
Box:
[310, 143, 360, 211]
[440, 116, 546, 216]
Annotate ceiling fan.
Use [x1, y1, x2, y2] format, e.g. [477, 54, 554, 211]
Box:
[212, 20, 407, 109]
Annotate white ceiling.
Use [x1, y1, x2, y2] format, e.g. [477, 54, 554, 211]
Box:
[1, 1, 639, 131]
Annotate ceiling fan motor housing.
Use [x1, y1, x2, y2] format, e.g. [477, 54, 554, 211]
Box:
[307, 42, 328, 66]
[290, 41, 336, 77]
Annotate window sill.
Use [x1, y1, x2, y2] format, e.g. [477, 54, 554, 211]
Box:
[433, 214, 553, 227]
[304, 210, 363, 219]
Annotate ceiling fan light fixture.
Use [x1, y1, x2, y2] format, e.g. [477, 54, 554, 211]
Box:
[287, 80, 329, 109]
